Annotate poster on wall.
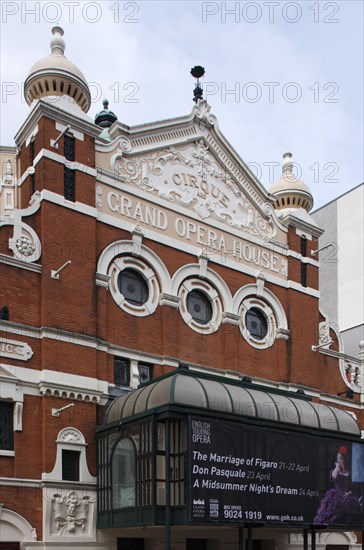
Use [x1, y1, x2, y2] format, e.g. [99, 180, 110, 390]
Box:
[189, 416, 364, 526]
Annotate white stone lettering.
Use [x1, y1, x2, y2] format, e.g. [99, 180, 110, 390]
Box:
[106, 192, 168, 230]
[0, 339, 33, 361]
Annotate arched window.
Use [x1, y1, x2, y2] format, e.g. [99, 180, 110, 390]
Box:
[233, 284, 289, 349]
[112, 437, 136, 509]
[109, 257, 160, 317]
[178, 278, 223, 334]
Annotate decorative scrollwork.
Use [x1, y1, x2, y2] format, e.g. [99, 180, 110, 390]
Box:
[318, 322, 332, 347]
[193, 99, 217, 128]
[58, 428, 83, 443]
[111, 141, 276, 240]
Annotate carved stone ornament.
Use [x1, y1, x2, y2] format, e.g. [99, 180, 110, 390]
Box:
[7, 220, 41, 263]
[318, 322, 333, 347]
[58, 429, 83, 443]
[112, 140, 276, 240]
[193, 99, 217, 128]
[15, 236, 36, 256]
[52, 491, 92, 536]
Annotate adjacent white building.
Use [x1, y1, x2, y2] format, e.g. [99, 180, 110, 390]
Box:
[312, 183, 364, 358]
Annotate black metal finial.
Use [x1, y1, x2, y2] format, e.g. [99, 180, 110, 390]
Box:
[190, 65, 205, 103]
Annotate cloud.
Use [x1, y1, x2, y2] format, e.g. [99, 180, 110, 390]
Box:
[0, 0, 362, 206]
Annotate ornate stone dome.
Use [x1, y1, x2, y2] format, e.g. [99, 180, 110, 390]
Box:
[24, 27, 91, 113]
[269, 152, 314, 212]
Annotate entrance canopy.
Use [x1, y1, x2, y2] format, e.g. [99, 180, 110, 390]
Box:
[104, 368, 360, 436]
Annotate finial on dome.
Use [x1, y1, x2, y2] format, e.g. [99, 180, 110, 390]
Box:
[282, 152, 294, 178]
[50, 26, 65, 55]
[95, 99, 117, 128]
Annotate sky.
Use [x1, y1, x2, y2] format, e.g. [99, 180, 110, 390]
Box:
[0, 0, 363, 208]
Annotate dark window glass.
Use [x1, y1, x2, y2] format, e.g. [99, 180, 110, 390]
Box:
[114, 357, 130, 386]
[0, 401, 13, 450]
[113, 438, 136, 509]
[117, 539, 144, 550]
[64, 167, 75, 201]
[64, 134, 75, 161]
[30, 140, 35, 194]
[138, 363, 152, 384]
[186, 290, 212, 325]
[301, 236, 307, 257]
[62, 449, 80, 481]
[187, 540, 207, 550]
[118, 269, 148, 305]
[246, 308, 268, 340]
[301, 262, 307, 287]
[30, 139, 35, 163]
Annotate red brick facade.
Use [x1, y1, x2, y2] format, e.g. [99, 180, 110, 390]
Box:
[1, 96, 362, 550]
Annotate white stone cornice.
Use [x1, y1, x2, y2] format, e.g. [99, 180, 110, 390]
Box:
[0, 477, 42, 488]
[0, 145, 18, 155]
[280, 212, 324, 238]
[287, 280, 320, 298]
[14, 99, 100, 147]
[287, 249, 319, 266]
[0, 362, 109, 404]
[0, 254, 42, 273]
[40, 189, 97, 217]
[0, 321, 99, 346]
[17, 166, 35, 186]
[18, 148, 97, 186]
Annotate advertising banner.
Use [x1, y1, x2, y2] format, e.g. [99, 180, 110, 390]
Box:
[189, 416, 364, 527]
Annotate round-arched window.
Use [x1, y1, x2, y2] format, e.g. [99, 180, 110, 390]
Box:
[178, 278, 223, 334]
[109, 257, 160, 317]
[238, 296, 277, 349]
[186, 289, 213, 325]
[117, 268, 148, 306]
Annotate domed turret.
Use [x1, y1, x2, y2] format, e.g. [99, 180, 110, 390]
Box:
[95, 99, 118, 128]
[24, 26, 91, 112]
[269, 152, 313, 212]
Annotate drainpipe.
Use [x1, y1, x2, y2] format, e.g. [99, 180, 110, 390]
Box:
[165, 419, 171, 550]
